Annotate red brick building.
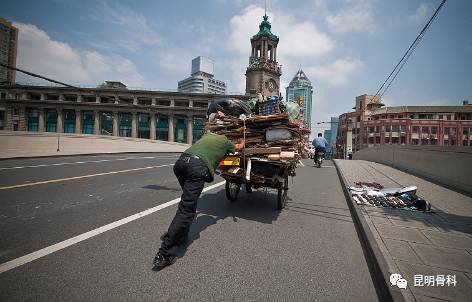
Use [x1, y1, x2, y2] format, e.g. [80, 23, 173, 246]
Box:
[336, 95, 472, 157]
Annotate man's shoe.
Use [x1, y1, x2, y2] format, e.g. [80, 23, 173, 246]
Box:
[152, 252, 176, 271]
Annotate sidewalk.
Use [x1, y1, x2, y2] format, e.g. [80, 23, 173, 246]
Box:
[0, 131, 188, 159]
[335, 160, 472, 302]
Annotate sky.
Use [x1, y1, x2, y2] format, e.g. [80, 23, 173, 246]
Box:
[2, 0, 472, 131]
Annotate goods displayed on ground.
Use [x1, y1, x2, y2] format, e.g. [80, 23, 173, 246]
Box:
[348, 183, 432, 211]
[206, 96, 311, 210]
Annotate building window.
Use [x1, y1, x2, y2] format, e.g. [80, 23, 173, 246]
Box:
[13, 121, 19, 131]
[368, 137, 374, 144]
[439, 114, 443, 119]
[413, 126, 419, 133]
[156, 114, 168, 141]
[82, 111, 95, 134]
[119, 113, 132, 137]
[400, 125, 407, 132]
[421, 138, 429, 145]
[13, 108, 19, 115]
[447, 114, 451, 120]
[27, 109, 39, 132]
[451, 139, 456, 146]
[0, 110, 4, 130]
[385, 137, 390, 144]
[444, 127, 450, 135]
[444, 140, 449, 146]
[192, 116, 206, 142]
[421, 127, 429, 134]
[392, 125, 399, 132]
[174, 116, 187, 143]
[375, 137, 380, 144]
[431, 139, 437, 145]
[463, 140, 468, 146]
[45, 110, 57, 132]
[412, 139, 419, 145]
[63, 110, 76, 133]
[137, 113, 150, 139]
[392, 137, 399, 144]
[431, 127, 438, 134]
[398, 115, 403, 118]
[101, 112, 114, 136]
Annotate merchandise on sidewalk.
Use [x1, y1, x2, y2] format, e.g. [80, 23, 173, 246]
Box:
[349, 183, 432, 211]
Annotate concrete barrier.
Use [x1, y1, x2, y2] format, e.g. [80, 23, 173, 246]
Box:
[0, 131, 189, 159]
[353, 145, 472, 195]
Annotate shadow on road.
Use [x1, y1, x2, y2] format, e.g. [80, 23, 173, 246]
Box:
[285, 201, 354, 223]
[365, 207, 472, 235]
[142, 184, 179, 192]
[175, 187, 282, 257]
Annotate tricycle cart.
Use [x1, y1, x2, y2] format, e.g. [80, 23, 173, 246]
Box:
[219, 159, 297, 210]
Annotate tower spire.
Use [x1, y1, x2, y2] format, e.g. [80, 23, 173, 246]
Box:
[264, 0, 267, 17]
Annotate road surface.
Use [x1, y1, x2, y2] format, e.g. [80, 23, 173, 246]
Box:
[0, 154, 379, 301]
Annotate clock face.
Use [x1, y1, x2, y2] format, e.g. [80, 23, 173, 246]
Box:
[266, 79, 276, 92]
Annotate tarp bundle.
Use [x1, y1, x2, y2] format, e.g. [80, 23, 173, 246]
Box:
[207, 98, 252, 117]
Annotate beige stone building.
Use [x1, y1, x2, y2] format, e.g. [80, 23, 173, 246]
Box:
[0, 82, 247, 143]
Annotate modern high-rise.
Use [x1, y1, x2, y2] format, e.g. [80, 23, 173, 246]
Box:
[178, 56, 226, 95]
[286, 69, 313, 129]
[0, 18, 18, 84]
[330, 116, 339, 146]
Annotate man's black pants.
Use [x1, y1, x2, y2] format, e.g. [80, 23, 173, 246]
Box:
[159, 154, 210, 257]
[314, 147, 326, 163]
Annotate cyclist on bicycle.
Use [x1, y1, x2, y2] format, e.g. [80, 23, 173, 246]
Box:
[312, 133, 328, 165]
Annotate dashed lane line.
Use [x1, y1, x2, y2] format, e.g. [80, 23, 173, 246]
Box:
[0, 164, 174, 190]
[0, 155, 179, 171]
[0, 181, 225, 274]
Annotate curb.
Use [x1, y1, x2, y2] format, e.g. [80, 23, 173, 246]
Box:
[333, 160, 405, 302]
[0, 151, 183, 161]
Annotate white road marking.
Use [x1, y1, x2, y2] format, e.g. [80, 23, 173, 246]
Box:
[0, 164, 174, 190]
[0, 181, 225, 274]
[0, 155, 179, 171]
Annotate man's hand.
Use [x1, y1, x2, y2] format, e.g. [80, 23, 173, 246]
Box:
[235, 138, 245, 151]
[235, 143, 244, 151]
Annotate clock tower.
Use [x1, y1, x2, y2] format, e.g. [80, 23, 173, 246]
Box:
[245, 14, 281, 97]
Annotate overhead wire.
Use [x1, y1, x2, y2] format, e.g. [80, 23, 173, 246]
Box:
[373, 0, 447, 100]
[0, 63, 78, 89]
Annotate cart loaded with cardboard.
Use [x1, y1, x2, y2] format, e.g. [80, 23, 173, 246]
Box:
[206, 96, 311, 210]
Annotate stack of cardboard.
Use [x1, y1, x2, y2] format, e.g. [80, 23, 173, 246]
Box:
[207, 111, 311, 184]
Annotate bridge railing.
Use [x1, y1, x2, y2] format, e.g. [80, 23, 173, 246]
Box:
[353, 145, 472, 195]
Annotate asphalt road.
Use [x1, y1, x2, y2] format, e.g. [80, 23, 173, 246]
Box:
[0, 154, 379, 301]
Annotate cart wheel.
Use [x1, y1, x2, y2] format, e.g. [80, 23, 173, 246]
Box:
[225, 181, 241, 202]
[277, 177, 288, 210]
[245, 184, 253, 193]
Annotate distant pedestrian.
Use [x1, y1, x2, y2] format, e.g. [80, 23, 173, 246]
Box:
[153, 132, 242, 271]
[347, 148, 353, 160]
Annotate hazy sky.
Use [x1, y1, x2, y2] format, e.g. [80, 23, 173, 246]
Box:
[2, 0, 471, 130]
